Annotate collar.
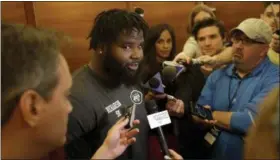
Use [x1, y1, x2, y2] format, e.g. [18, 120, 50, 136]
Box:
[226, 56, 270, 78]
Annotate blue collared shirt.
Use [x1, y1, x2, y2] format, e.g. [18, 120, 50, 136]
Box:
[197, 57, 279, 160]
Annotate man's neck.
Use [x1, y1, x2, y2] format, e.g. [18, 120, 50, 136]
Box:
[1, 126, 51, 159]
[235, 69, 250, 78]
[89, 54, 108, 80]
[235, 57, 265, 78]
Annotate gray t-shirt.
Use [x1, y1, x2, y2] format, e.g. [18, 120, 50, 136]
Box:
[65, 65, 149, 160]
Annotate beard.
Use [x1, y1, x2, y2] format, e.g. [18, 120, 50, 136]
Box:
[102, 52, 142, 87]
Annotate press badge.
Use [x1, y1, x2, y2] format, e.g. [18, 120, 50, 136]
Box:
[204, 127, 220, 145]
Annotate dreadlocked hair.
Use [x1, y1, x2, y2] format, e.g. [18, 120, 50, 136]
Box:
[88, 8, 149, 50]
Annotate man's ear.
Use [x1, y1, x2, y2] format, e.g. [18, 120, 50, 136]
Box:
[19, 90, 46, 127]
[260, 44, 270, 57]
[96, 44, 108, 54]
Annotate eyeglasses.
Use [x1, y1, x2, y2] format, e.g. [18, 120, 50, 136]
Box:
[231, 37, 265, 46]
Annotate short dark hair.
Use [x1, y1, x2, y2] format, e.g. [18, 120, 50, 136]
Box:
[141, 24, 176, 82]
[1, 23, 63, 125]
[88, 9, 149, 51]
[192, 18, 226, 40]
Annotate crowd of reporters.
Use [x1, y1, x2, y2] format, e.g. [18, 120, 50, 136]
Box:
[1, 2, 279, 160]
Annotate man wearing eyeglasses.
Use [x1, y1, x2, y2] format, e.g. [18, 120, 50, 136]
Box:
[193, 18, 280, 160]
[188, 2, 279, 66]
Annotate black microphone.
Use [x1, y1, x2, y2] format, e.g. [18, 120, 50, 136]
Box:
[145, 100, 171, 157]
[149, 77, 160, 89]
[177, 58, 203, 66]
[162, 59, 203, 85]
[134, 7, 144, 17]
[143, 72, 165, 94]
[162, 65, 178, 85]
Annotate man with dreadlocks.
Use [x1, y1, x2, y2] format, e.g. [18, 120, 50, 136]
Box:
[65, 9, 150, 160]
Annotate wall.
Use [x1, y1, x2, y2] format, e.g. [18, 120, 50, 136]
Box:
[1, 2, 264, 72]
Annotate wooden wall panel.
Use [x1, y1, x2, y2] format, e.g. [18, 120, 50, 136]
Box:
[129, 2, 264, 53]
[206, 2, 264, 34]
[1, 2, 26, 24]
[130, 2, 196, 55]
[34, 2, 127, 72]
[2, 1, 266, 72]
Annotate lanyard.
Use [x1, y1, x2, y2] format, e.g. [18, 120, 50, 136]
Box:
[228, 77, 243, 111]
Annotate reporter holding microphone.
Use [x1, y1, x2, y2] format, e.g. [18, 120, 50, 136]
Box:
[140, 23, 185, 159]
[174, 18, 228, 77]
[1, 23, 140, 160]
[178, 2, 280, 67]
[141, 23, 206, 159]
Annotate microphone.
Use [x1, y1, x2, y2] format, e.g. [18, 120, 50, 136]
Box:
[143, 72, 165, 94]
[162, 59, 203, 84]
[134, 7, 144, 17]
[177, 58, 203, 66]
[149, 77, 160, 89]
[162, 65, 177, 85]
[145, 100, 171, 157]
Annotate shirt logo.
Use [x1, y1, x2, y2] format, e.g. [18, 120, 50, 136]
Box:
[115, 110, 122, 118]
[105, 100, 122, 114]
[130, 90, 143, 105]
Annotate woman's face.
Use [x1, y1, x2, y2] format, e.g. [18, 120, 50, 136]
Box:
[155, 29, 173, 62]
[194, 11, 212, 24]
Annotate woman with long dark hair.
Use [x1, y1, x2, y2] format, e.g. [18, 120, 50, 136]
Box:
[141, 23, 208, 160]
[140, 24, 180, 160]
[141, 23, 176, 82]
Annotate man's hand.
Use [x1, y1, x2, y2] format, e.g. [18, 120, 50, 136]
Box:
[166, 99, 184, 118]
[197, 55, 218, 65]
[200, 65, 214, 76]
[270, 33, 280, 53]
[145, 91, 167, 101]
[92, 117, 140, 159]
[173, 52, 192, 64]
[164, 149, 183, 160]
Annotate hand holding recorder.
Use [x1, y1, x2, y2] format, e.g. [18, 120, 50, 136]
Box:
[92, 117, 140, 159]
[191, 104, 217, 127]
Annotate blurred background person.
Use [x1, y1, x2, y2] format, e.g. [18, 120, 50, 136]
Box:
[173, 4, 233, 68]
[193, 2, 280, 67]
[244, 88, 279, 160]
[191, 18, 227, 76]
[175, 4, 216, 59]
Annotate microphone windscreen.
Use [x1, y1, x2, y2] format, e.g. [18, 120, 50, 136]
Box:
[162, 66, 177, 84]
[149, 77, 160, 88]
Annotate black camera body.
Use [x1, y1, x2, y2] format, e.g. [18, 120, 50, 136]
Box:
[190, 103, 213, 120]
